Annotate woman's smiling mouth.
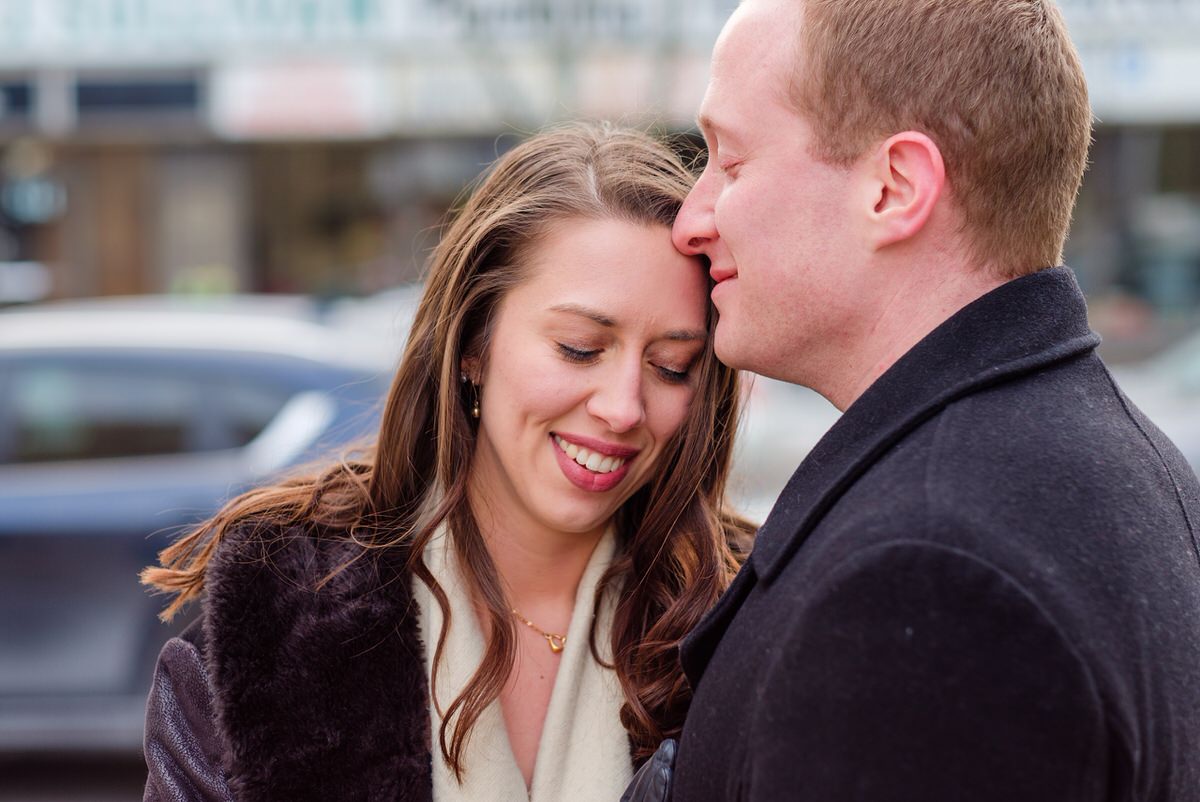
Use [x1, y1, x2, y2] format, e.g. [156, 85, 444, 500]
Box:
[554, 435, 628, 473]
[550, 433, 640, 492]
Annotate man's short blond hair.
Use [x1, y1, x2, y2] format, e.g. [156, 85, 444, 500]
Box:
[790, 0, 1092, 278]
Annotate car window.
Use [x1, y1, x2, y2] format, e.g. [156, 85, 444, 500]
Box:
[1, 360, 295, 464]
[220, 379, 299, 446]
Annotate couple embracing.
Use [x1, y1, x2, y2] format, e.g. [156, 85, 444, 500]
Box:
[142, 1, 1200, 800]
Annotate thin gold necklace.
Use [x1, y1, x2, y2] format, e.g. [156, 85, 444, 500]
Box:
[511, 608, 566, 654]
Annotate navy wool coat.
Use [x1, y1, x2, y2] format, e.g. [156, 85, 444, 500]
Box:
[672, 267, 1200, 801]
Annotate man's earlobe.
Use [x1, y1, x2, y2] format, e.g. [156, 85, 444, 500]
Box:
[867, 132, 946, 250]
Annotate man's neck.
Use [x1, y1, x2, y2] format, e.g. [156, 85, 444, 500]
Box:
[823, 264, 1008, 411]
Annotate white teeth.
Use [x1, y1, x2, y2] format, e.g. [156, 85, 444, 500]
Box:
[554, 436, 627, 474]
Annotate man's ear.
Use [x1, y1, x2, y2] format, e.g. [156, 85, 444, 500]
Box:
[861, 131, 945, 250]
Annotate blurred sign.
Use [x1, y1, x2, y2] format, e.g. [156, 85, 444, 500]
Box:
[210, 58, 395, 139]
[0, 1, 387, 61]
[0, 0, 1194, 129]
[0, 0, 734, 66]
[1080, 43, 1200, 123]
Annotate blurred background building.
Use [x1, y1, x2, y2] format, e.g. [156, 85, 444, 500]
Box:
[0, 0, 1194, 356]
[0, 0, 729, 304]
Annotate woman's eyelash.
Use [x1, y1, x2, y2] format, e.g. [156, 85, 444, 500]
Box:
[556, 343, 599, 362]
[557, 342, 692, 383]
[656, 366, 690, 384]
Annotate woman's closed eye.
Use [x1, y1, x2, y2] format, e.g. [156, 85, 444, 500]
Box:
[557, 342, 693, 384]
[654, 364, 691, 384]
[556, 342, 600, 364]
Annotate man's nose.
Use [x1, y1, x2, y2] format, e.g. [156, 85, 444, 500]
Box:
[672, 168, 719, 256]
[586, 360, 646, 434]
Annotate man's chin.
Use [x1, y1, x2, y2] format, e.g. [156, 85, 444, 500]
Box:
[713, 324, 752, 371]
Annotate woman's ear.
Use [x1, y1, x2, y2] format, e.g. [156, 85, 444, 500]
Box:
[862, 131, 946, 250]
[460, 355, 481, 385]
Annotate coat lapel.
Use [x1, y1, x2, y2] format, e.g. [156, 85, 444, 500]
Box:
[679, 559, 758, 688]
[749, 266, 1100, 585]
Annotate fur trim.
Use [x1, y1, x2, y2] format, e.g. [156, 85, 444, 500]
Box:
[204, 522, 432, 802]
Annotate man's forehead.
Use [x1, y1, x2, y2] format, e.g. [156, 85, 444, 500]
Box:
[701, 0, 798, 127]
[714, 1, 797, 79]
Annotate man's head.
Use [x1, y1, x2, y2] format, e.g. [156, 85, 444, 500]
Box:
[673, 0, 1092, 402]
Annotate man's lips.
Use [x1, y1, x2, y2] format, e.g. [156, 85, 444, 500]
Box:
[710, 264, 737, 283]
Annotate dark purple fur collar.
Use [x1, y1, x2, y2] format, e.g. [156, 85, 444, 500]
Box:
[203, 523, 432, 802]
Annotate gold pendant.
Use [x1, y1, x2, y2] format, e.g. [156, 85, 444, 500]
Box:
[545, 634, 566, 653]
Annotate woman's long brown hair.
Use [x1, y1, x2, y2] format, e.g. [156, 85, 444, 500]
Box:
[142, 121, 753, 771]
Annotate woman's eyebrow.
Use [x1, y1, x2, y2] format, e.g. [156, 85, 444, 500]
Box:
[662, 329, 707, 343]
[550, 303, 615, 327]
[549, 303, 707, 343]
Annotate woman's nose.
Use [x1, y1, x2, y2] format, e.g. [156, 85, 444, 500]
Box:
[586, 360, 646, 434]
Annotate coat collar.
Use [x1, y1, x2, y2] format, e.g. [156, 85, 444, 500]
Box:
[205, 525, 432, 802]
[681, 267, 1099, 687]
[748, 265, 1100, 584]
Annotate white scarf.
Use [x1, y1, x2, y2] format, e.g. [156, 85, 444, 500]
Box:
[415, 526, 633, 802]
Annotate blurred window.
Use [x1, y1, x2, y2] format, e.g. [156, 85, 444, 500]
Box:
[220, 378, 297, 446]
[0, 81, 33, 121]
[75, 79, 200, 115]
[0, 361, 293, 463]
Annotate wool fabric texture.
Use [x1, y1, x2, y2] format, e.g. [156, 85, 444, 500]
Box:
[666, 267, 1200, 802]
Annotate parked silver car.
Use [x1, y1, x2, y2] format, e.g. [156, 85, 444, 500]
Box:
[0, 296, 396, 753]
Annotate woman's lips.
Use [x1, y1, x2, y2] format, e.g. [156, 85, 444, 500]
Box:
[550, 434, 635, 493]
[553, 431, 640, 458]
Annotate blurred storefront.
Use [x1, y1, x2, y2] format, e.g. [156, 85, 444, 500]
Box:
[0, 0, 1196, 358]
[0, 0, 729, 300]
[1063, 0, 1200, 356]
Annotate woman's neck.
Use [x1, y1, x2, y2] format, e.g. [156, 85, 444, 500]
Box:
[467, 488, 607, 615]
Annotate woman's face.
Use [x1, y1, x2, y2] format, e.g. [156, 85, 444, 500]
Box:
[466, 216, 709, 543]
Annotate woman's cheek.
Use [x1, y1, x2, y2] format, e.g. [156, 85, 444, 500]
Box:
[645, 388, 691, 447]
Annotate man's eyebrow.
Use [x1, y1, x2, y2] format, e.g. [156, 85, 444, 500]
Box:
[549, 303, 707, 342]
